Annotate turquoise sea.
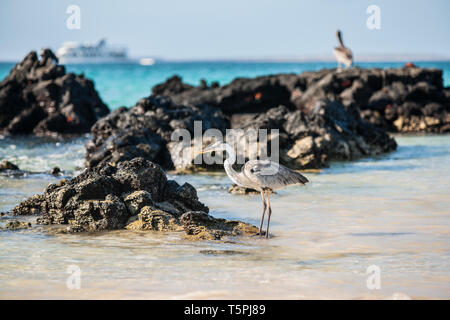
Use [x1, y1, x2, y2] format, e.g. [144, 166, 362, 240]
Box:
[0, 61, 449, 299]
[1, 61, 449, 110]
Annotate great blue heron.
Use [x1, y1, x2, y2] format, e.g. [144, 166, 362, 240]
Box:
[201, 141, 309, 238]
[333, 30, 353, 69]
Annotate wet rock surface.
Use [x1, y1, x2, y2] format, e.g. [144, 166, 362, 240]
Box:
[154, 67, 449, 133]
[180, 211, 259, 240]
[0, 160, 19, 171]
[228, 184, 261, 195]
[0, 160, 32, 177]
[11, 157, 258, 239]
[154, 71, 402, 169]
[0, 49, 109, 137]
[2, 220, 32, 230]
[0, 160, 70, 179]
[228, 184, 276, 195]
[125, 207, 183, 231]
[232, 102, 396, 169]
[228, 183, 276, 195]
[152, 75, 294, 114]
[85, 96, 227, 171]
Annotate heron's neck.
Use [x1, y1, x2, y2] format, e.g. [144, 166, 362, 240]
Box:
[223, 143, 239, 180]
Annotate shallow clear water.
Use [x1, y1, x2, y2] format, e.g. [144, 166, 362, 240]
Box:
[1, 61, 449, 110]
[0, 135, 449, 299]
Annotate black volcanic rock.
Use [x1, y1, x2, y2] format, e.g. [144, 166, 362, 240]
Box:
[85, 97, 396, 172]
[231, 102, 396, 169]
[84, 67, 450, 173]
[180, 211, 259, 240]
[85, 96, 228, 170]
[153, 67, 449, 133]
[85, 82, 397, 172]
[0, 49, 109, 137]
[11, 157, 257, 239]
[0, 160, 71, 179]
[0, 160, 19, 171]
[152, 74, 295, 114]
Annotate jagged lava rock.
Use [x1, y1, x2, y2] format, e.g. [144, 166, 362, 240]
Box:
[0, 49, 109, 136]
[180, 211, 259, 240]
[152, 75, 295, 115]
[12, 158, 206, 232]
[298, 67, 449, 133]
[228, 184, 261, 195]
[85, 96, 227, 170]
[85, 69, 413, 173]
[0, 161, 69, 179]
[0, 160, 33, 178]
[233, 103, 396, 169]
[153, 67, 449, 133]
[0, 160, 19, 171]
[228, 184, 276, 195]
[84, 98, 396, 172]
[3, 220, 32, 230]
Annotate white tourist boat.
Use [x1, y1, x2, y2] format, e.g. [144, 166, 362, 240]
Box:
[56, 39, 129, 64]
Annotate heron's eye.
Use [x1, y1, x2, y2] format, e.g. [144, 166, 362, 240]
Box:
[250, 168, 255, 173]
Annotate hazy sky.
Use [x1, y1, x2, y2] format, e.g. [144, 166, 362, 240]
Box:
[1, 0, 449, 61]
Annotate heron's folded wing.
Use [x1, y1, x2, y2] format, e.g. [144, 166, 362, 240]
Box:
[244, 160, 309, 190]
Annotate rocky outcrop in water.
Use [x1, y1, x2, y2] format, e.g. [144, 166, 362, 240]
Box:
[85, 96, 227, 170]
[180, 211, 259, 240]
[0, 160, 31, 178]
[228, 184, 277, 195]
[309, 67, 449, 133]
[0, 160, 19, 171]
[11, 157, 257, 239]
[1, 220, 32, 231]
[231, 102, 396, 169]
[0, 49, 109, 137]
[152, 75, 294, 114]
[153, 67, 449, 133]
[228, 184, 261, 195]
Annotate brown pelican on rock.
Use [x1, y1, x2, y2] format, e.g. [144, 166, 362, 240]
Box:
[333, 30, 353, 69]
[201, 141, 309, 239]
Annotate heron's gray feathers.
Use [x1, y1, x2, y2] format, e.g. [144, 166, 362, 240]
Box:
[242, 160, 309, 191]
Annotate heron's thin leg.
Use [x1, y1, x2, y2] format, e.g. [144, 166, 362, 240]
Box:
[259, 191, 267, 237]
[265, 190, 272, 239]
